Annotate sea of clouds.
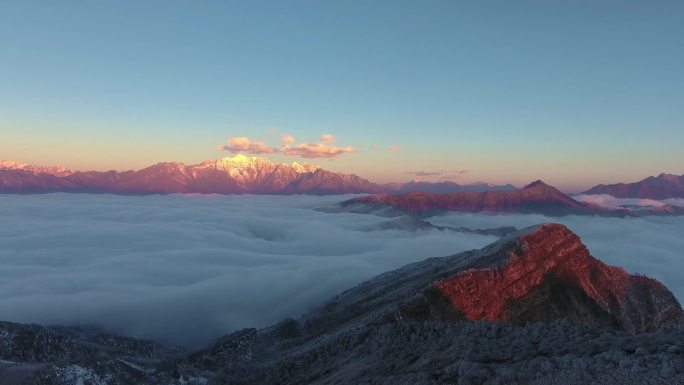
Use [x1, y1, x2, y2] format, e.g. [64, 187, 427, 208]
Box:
[0, 193, 496, 348]
[1, 193, 683, 349]
[574, 193, 684, 209]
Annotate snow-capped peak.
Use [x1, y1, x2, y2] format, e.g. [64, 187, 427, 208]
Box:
[291, 162, 320, 174]
[197, 154, 271, 170]
[196, 155, 320, 174]
[0, 160, 73, 176]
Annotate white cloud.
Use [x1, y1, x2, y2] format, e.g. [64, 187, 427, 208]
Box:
[282, 143, 355, 159]
[574, 194, 684, 209]
[219, 137, 278, 154]
[220, 133, 356, 159]
[280, 134, 355, 159]
[319, 134, 336, 144]
[280, 133, 296, 146]
[0, 194, 494, 348]
[3, 194, 682, 351]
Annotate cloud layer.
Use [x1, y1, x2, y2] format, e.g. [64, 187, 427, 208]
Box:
[574, 194, 684, 208]
[2, 194, 682, 349]
[0, 194, 493, 348]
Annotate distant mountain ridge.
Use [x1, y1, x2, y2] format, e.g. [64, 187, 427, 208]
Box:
[0, 155, 514, 195]
[340, 180, 684, 216]
[0, 160, 73, 177]
[583, 173, 684, 199]
[386, 179, 516, 194]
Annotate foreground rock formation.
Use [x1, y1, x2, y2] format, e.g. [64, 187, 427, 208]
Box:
[1, 224, 683, 384]
[434, 224, 681, 332]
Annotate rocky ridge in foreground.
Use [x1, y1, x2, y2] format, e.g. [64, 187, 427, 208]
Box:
[1, 224, 683, 385]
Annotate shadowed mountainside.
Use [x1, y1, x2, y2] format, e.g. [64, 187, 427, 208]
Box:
[584, 173, 684, 199]
[340, 180, 684, 216]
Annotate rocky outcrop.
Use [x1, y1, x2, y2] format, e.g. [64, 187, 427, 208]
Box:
[435, 224, 682, 333]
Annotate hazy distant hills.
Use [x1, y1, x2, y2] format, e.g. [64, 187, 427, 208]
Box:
[2, 224, 682, 384]
[386, 180, 516, 194]
[0, 155, 515, 195]
[341, 180, 684, 216]
[583, 173, 684, 199]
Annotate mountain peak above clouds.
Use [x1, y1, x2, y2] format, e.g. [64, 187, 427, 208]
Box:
[583, 173, 684, 199]
[342, 180, 608, 216]
[0, 157, 518, 196]
[0, 160, 73, 176]
[0, 156, 373, 195]
[523, 179, 552, 189]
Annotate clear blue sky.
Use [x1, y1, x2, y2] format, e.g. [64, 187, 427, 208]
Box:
[1, 0, 682, 191]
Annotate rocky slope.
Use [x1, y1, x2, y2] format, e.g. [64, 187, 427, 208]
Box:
[1, 224, 683, 384]
[584, 173, 684, 199]
[0, 157, 515, 195]
[341, 180, 684, 216]
[434, 224, 682, 332]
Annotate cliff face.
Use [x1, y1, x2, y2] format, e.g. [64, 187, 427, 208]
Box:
[435, 224, 682, 333]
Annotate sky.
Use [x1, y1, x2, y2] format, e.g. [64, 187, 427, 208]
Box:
[1, 0, 682, 191]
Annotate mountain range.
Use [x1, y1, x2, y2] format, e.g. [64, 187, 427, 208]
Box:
[1, 224, 682, 384]
[583, 173, 684, 199]
[340, 180, 684, 216]
[0, 156, 514, 195]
